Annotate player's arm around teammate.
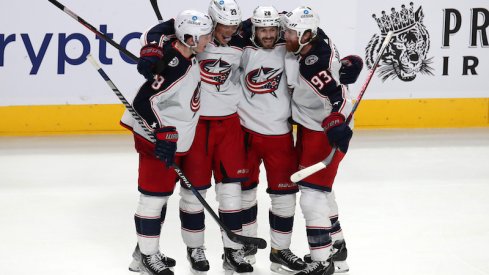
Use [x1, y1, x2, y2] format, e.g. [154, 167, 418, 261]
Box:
[237, 6, 308, 274]
[282, 6, 363, 275]
[120, 10, 212, 275]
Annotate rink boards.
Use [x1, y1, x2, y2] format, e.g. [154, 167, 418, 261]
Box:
[1, 0, 488, 135]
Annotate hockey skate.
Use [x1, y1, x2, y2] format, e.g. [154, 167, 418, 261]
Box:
[223, 247, 254, 275]
[270, 248, 307, 274]
[140, 252, 174, 275]
[304, 240, 349, 273]
[296, 260, 334, 275]
[187, 246, 210, 274]
[129, 244, 176, 272]
[242, 244, 258, 264]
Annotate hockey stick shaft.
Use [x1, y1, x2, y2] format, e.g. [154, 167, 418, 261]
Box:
[48, 0, 138, 62]
[149, 0, 164, 22]
[86, 55, 267, 249]
[290, 31, 394, 183]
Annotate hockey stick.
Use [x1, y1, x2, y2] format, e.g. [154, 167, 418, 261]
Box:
[290, 31, 394, 183]
[47, 0, 138, 62]
[149, 0, 164, 22]
[86, 55, 267, 249]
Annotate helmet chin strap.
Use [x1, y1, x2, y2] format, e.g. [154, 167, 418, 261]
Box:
[293, 31, 313, 55]
[181, 35, 199, 54]
[294, 40, 308, 55]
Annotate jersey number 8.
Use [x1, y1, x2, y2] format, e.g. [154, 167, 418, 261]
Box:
[152, 75, 165, 90]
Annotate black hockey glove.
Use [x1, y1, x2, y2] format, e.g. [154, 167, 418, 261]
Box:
[322, 112, 353, 153]
[137, 44, 163, 80]
[339, 55, 363, 85]
[154, 126, 178, 168]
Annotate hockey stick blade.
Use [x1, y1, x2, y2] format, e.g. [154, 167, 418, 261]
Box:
[290, 31, 394, 183]
[229, 232, 267, 249]
[290, 149, 334, 183]
[87, 55, 268, 249]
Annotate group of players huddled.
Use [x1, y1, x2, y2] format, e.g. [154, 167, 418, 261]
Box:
[120, 1, 363, 274]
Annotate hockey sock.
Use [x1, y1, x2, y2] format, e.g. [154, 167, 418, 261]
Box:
[241, 188, 258, 239]
[269, 194, 296, 250]
[135, 194, 169, 255]
[217, 182, 243, 249]
[327, 191, 345, 242]
[179, 187, 206, 248]
[299, 187, 333, 261]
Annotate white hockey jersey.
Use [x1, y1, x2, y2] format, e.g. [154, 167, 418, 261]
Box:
[285, 33, 352, 132]
[121, 40, 201, 153]
[238, 41, 292, 135]
[139, 19, 246, 119]
[197, 37, 246, 118]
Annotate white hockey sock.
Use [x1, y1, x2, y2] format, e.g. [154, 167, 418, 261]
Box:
[135, 194, 169, 255]
[216, 182, 243, 249]
[179, 187, 206, 248]
[299, 187, 333, 262]
[269, 194, 296, 250]
[327, 191, 345, 242]
[241, 188, 258, 239]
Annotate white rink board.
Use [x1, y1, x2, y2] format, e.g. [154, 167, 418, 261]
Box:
[0, 0, 488, 106]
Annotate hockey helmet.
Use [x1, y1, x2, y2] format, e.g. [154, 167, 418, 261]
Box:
[208, 0, 242, 26]
[250, 6, 281, 46]
[174, 10, 213, 48]
[282, 6, 320, 53]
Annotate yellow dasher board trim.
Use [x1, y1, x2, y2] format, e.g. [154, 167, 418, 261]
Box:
[1, 98, 488, 136]
[0, 104, 127, 136]
[355, 98, 489, 128]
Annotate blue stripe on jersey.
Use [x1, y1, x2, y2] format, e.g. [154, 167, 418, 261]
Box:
[269, 211, 294, 233]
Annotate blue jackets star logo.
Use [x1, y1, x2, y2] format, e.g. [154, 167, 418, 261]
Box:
[245, 66, 283, 97]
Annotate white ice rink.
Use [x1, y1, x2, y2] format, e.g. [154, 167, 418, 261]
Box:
[1, 129, 489, 275]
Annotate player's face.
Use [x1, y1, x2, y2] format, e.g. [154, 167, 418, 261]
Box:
[283, 28, 300, 52]
[255, 26, 279, 49]
[195, 33, 213, 53]
[214, 23, 239, 45]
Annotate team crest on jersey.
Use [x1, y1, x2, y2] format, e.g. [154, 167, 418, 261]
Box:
[305, 55, 318, 65]
[365, 3, 434, 82]
[190, 82, 201, 114]
[200, 58, 232, 91]
[245, 66, 283, 98]
[168, 57, 179, 67]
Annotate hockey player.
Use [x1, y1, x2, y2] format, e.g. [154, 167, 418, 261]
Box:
[130, 1, 254, 274]
[237, 6, 307, 274]
[282, 6, 363, 275]
[180, 1, 254, 274]
[120, 10, 213, 275]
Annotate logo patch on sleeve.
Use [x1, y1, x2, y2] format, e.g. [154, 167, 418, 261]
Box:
[305, 55, 319, 65]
